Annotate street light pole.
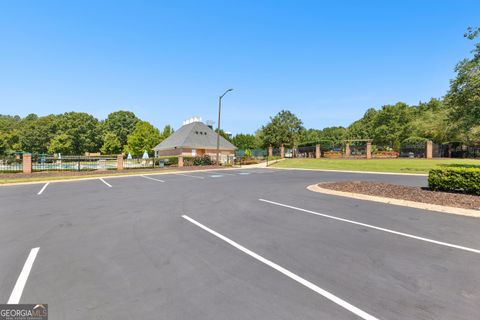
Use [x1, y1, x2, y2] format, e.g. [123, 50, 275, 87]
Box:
[216, 88, 233, 165]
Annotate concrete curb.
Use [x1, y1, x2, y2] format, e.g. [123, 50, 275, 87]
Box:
[0, 167, 245, 187]
[270, 166, 428, 176]
[307, 184, 480, 218]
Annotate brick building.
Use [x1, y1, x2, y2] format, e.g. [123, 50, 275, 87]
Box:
[153, 119, 236, 163]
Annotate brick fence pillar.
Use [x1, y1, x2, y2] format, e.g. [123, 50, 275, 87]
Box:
[178, 156, 184, 167]
[268, 146, 273, 157]
[116, 154, 124, 170]
[280, 144, 285, 159]
[366, 142, 372, 159]
[23, 153, 32, 174]
[426, 140, 433, 159]
[315, 144, 321, 159]
[345, 143, 351, 158]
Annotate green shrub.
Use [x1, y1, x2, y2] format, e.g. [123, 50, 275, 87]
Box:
[428, 167, 480, 195]
[155, 156, 178, 166]
[183, 156, 193, 166]
[183, 155, 212, 166]
[193, 155, 212, 166]
[438, 163, 480, 169]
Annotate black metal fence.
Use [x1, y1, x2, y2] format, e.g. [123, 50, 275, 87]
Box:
[0, 153, 234, 173]
[123, 157, 178, 169]
[463, 146, 480, 158]
[272, 148, 281, 157]
[241, 142, 477, 160]
[0, 155, 22, 172]
[297, 145, 316, 158]
[349, 142, 367, 157]
[31, 154, 118, 171]
[399, 144, 425, 158]
[4, 141, 478, 174]
[234, 149, 268, 159]
[439, 144, 480, 158]
[432, 143, 445, 158]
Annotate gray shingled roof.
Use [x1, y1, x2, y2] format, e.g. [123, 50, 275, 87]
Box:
[153, 121, 236, 151]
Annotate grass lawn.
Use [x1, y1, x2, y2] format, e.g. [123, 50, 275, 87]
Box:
[271, 158, 480, 174]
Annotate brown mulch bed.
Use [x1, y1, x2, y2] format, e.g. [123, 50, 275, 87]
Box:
[320, 181, 480, 211]
[0, 165, 225, 181]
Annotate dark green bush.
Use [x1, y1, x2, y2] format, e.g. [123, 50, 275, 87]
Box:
[437, 163, 480, 169]
[193, 155, 212, 166]
[183, 155, 212, 166]
[183, 156, 193, 166]
[428, 167, 480, 195]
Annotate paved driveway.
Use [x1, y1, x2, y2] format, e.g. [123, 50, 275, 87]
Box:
[0, 169, 478, 319]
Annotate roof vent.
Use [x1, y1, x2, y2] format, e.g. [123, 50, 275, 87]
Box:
[182, 116, 202, 126]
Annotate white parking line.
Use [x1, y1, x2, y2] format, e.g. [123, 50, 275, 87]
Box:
[174, 173, 204, 179]
[99, 178, 112, 187]
[259, 199, 480, 255]
[209, 172, 235, 176]
[182, 215, 378, 320]
[37, 182, 49, 195]
[8, 247, 40, 304]
[141, 175, 165, 183]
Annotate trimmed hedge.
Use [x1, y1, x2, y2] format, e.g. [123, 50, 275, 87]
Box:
[428, 167, 480, 195]
[155, 156, 178, 166]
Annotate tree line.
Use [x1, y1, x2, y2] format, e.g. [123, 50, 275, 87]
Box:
[1, 28, 479, 155]
[232, 27, 480, 150]
[0, 111, 173, 156]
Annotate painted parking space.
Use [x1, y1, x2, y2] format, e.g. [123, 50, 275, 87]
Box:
[2, 168, 477, 319]
[140, 174, 165, 183]
[180, 194, 480, 320]
[182, 215, 379, 320]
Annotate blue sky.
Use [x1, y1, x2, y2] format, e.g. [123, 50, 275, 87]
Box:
[0, 1, 478, 134]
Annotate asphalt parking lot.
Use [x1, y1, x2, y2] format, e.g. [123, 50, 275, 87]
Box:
[0, 168, 479, 319]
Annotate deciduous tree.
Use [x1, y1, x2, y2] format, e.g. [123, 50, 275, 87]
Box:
[55, 112, 102, 154]
[101, 132, 122, 154]
[18, 115, 58, 154]
[124, 121, 162, 157]
[261, 110, 304, 148]
[446, 27, 480, 134]
[232, 133, 259, 149]
[47, 133, 73, 155]
[103, 111, 139, 148]
[162, 125, 174, 139]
